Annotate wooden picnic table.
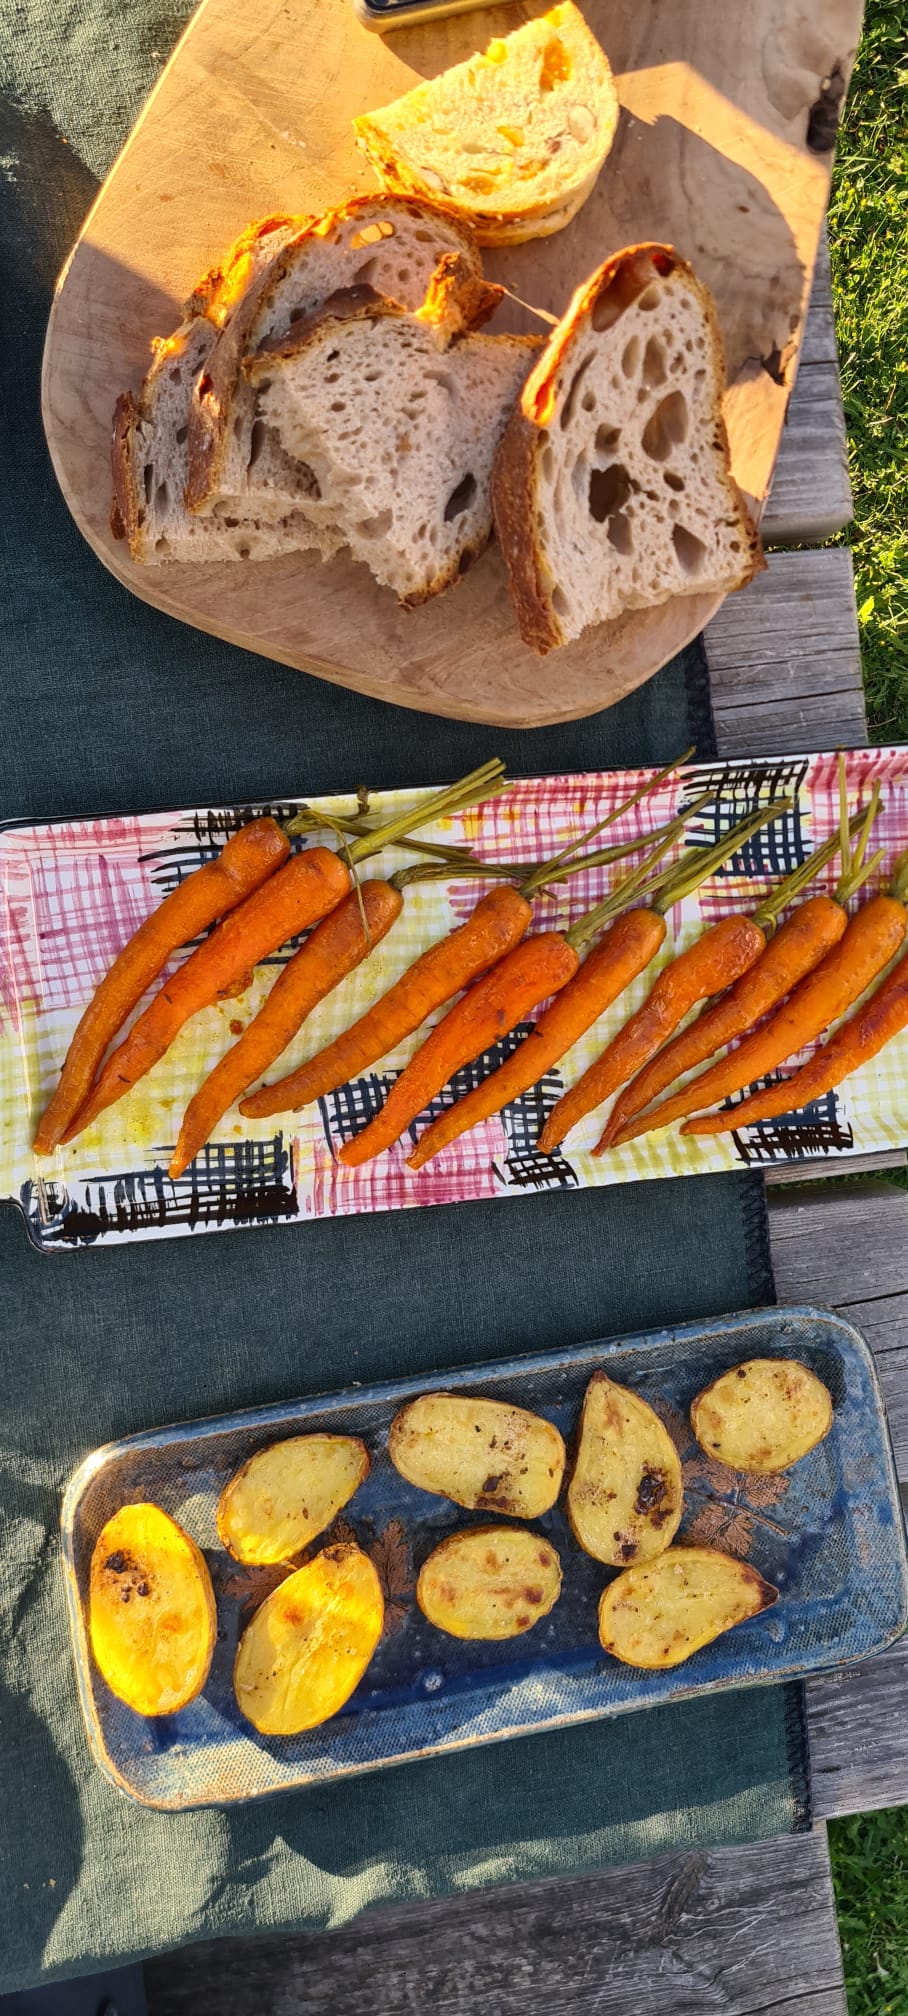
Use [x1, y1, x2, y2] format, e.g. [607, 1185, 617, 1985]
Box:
[144, 233, 908, 2016]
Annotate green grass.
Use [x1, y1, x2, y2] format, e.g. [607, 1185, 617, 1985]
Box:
[830, 1811, 908, 2015]
[827, 0, 908, 736]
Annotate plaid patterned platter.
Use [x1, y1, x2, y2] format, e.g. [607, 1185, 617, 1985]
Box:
[2, 749, 907, 1253]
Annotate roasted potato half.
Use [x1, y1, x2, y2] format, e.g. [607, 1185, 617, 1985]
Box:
[89, 1502, 216, 1717]
[217, 1434, 370, 1565]
[417, 1526, 562, 1639]
[599, 1545, 778, 1669]
[233, 1543, 383, 1734]
[691, 1358, 833, 1473]
[388, 1394, 565, 1518]
[567, 1372, 683, 1566]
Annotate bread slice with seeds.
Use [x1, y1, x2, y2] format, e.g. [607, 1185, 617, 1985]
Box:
[245, 262, 539, 605]
[186, 194, 484, 518]
[353, 3, 618, 247]
[492, 244, 764, 654]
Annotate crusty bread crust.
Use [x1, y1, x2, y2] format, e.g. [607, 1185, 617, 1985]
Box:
[492, 242, 764, 654]
[185, 193, 484, 515]
[110, 391, 142, 556]
[180, 215, 301, 323]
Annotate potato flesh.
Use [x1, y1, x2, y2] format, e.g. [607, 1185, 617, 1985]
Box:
[89, 1502, 216, 1717]
[389, 1394, 565, 1517]
[599, 1545, 777, 1668]
[217, 1434, 370, 1564]
[418, 1526, 562, 1639]
[691, 1358, 833, 1473]
[233, 1543, 383, 1734]
[567, 1373, 683, 1566]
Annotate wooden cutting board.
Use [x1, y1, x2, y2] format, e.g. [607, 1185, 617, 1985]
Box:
[41, 0, 861, 727]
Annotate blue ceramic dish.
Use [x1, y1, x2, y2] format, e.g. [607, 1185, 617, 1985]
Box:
[61, 1304, 908, 1809]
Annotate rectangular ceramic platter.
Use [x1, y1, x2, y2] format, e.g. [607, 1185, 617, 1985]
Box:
[4, 747, 908, 1254]
[61, 1305, 908, 1809]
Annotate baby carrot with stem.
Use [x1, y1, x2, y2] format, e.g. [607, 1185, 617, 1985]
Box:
[33, 816, 292, 1154]
[537, 798, 795, 1155]
[710, 930, 908, 1130]
[406, 801, 792, 1170]
[35, 763, 502, 1157]
[60, 763, 509, 1145]
[338, 791, 761, 1171]
[240, 753, 700, 1121]
[684, 841, 908, 1137]
[604, 789, 881, 1148]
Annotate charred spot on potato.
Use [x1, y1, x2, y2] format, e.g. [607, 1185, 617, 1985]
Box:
[104, 1551, 130, 1574]
[635, 1466, 673, 1522]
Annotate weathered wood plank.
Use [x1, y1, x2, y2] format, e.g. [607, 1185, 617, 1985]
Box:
[766, 1151, 908, 1185]
[143, 1825, 845, 2016]
[762, 232, 852, 545]
[704, 547, 866, 756]
[766, 1181, 908, 1818]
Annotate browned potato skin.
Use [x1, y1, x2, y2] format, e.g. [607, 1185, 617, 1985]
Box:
[89, 1502, 216, 1717]
[216, 1434, 371, 1565]
[417, 1526, 562, 1639]
[691, 1358, 833, 1474]
[567, 1372, 683, 1567]
[388, 1394, 565, 1518]
[599, 1544, 778, 1669]
[233, 1543, 384, 1735]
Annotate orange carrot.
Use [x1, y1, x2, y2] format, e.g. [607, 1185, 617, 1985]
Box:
[339, 931, 582, 1166]
[683, 879, 908, 1136]
[59, 760, 509, 1145]
[603, 800, 880, 1148]
[702, 938, 908, 1130]
[407, 908, 667, 1169]
[536, 799, 797, 1155]
[62, 849, 351, 1140]
[241, 884, 534, 1119]
[610, 896, 847, 1146]
[33, 817, 290, 1154]
[240, 754, 700, 1121]
[168, 880, 404, 1178]
[344, 797, 784, 1170]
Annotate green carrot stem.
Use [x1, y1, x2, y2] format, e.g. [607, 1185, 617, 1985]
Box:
[835, 784, 883, 902]
[518, 745, 695, 896]
[753, 806, 878, 927]
[562, 790, 719, 951]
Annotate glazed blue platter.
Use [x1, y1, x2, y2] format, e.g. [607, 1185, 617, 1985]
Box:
[61, 1304, 908, 1809]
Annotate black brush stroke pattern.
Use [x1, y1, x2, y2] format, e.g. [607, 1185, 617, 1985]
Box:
[21, 1136, 296, 1249]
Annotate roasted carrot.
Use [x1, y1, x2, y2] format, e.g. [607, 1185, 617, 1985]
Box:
[240, 883, 534, 1118]
[240, 752, 698, 1121]
[604, 799, 880, 1148]
[61, 850, 351, 1140]
[537, 801, 795, 1155]
[683, 860, 908, 1136]
[168, 880, 404, 1178]
[406, 908, 667, 1169]
[342, 797, 782, 1170]
[339, 931, 582, 1166]
[703, 937, 908, 1130]
[33, 817, 290, 1154]
[58, 760, 508, 1145]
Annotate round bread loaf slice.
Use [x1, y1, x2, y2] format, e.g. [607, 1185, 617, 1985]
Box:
[353, 3, 618, 245]
[492, 243, 764, 654]
[186, 193, 484, 519]
[246, 266, 539, 606]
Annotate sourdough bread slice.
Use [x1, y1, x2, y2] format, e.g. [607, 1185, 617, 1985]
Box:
[492, 244, 764, 654]
[353, 3, 618, 246]
[186, 194, 484, 516]
[110, 216, 343, 564]
[245, 273, 539, 605]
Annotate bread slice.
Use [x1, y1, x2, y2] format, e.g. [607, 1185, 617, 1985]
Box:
[492, 244, 764, 654]
[110, 215, 345, 565]
[245, 265, 539, 606]
[186, 193, 484, 517]
[353, 3, 618, 246]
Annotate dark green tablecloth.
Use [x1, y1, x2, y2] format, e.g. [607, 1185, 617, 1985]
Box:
[0, 1, 807, 1992]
